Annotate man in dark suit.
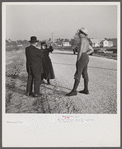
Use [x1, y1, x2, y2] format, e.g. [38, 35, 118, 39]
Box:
[25, 36, 44, 97]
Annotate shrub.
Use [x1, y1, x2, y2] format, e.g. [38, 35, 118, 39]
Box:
[6, 45, 24, 51]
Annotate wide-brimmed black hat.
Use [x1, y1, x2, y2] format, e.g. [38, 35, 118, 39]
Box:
[29, 36, 39, 42]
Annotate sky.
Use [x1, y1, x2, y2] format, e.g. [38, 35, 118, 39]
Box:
[5, 3, 118, 41]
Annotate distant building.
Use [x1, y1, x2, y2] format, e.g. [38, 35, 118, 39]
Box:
[90, 38, 104, 47]
[108, 38, 117, 47]
[62, 42, 71, 46]
[57, 44, 62, 47]
[90, 38, 117, 48]
[101, 40, 113, 47]
[45, 38, 52, 45]
[17, 44, 23, 46]
[100, 38, 117, 47]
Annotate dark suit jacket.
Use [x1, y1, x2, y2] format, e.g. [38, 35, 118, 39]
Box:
[25, 45, 44, 75]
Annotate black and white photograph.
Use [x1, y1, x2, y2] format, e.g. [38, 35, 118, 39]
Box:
[2, 2, 120, 147]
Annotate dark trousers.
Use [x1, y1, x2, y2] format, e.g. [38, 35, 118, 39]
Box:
[82, 64, 89, 81]
[26, 73, 41, 95]
[74, 53, 89, 81]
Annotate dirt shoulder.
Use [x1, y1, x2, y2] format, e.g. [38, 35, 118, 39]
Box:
[6, 49, 79, 113]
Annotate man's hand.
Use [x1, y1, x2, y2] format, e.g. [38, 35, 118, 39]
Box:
[87, 45, 94, 55]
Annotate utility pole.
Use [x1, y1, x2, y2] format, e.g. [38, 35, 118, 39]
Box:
[51, 32, 53, 43]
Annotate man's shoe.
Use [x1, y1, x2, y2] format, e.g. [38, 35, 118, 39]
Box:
[47, 82, 51, 85]
[66, 91, 77, 96]
[41, 80, 46, 84]
[47, 79, 51, 85]
[33, 94, 42, 97]
[26, 92, 33, 96]
[79, 90, 89, 94]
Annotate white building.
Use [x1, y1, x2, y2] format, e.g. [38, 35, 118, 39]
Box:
[90, 38, 104, 47]
[102, 40, 113, 47]
[62, 42, 71, 46]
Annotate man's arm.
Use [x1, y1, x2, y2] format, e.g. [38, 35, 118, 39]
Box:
[48, 45, 53, 52]
[87, 44, 94, 55]
[37, 48, 44, 59]
[77, 38, 85, 61]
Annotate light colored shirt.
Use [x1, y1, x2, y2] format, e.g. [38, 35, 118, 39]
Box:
[77, 37, 89, 61]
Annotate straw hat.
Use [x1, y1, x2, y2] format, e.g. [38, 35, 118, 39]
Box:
[79, 27, 88, 35]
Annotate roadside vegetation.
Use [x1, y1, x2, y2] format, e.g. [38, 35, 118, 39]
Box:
[53, 45, 117, 60]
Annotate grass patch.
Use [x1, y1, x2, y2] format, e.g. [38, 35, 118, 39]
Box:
[54, 47, 117, 60]
[93, 53, 117, 60]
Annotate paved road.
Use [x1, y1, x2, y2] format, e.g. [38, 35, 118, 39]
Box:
[49, 49, 117, 114]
